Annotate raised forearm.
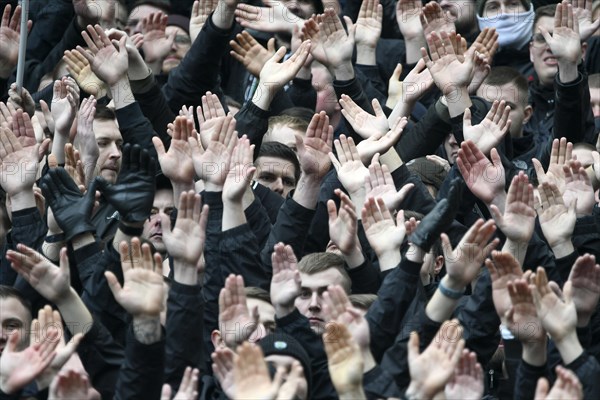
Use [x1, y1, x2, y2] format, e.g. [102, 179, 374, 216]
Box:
[293, 174, 322, 210]
[132, 315, 162, 345]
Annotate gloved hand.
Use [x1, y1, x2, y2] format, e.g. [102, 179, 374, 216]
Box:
[96, 144, 156, 223]
[409, 178, 463, 252]
[40, 168, 98, 241]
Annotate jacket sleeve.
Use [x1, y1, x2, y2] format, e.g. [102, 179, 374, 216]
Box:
[513, 359, 548, 400]
[115, 101, 158, 158]
[366, 258, 422, 362]
[235, 98, 270, 158]
[243, 196, 273, 261]
[287, 77, 317, 109]
[162, 15, 232, 114]
[165, 282, 205, 390]
[25, 0, 74, 62]
[275, 309, 337, 400]
[565, 352, 600, 399]
[114, 324, 165, 400]
[221, 223, 270, 290]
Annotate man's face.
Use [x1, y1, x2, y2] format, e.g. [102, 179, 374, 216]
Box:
[162, 26, 192, 74]
[247, 298, 276, 339]
[0, 297, 31, 355]
[127, 5, 165, 34]
[572, 147, 594, 168]
[530, 16, 557, 87]
[281, 0, 316, 19]
[142, 189, 175, 255]
[93, 118, 122, 184]
[476, 82, 531, 138]
[444, 134, 459, 164]
[265, 354, 308, 399]
[264, 124, 303, 151]
[439, 0, 478, 34]
[480, 0, 527, 18]
[255, 156, 297, 197]
[590, 86, 600, 118]
[294, 268, 346, 334]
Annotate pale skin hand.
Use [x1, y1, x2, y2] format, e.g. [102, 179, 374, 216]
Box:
[323, 322, 365, 399]
[190, 0, 218, 42]
[462, 100, 511, 155]
[535, 181, 576, 251]
[0, 125, 39, 203]
[153, 116, 196, 185]
[235, 1, 303, 34]
[534, 365, 583, 400]
[197, 91, 228, 149]
[49, 369, 93, 400]
[420, 1, 454, 36]
[533, 137, 573, 195]
[63, 50, 108, 97]
[51, 78, 79, 142]
[222, 135, 256, 204]
[77, 24, 128, 87]
[141, 12, 175, 64]
[317, 8, 356, 76]
[76, 96, 100, 186]
[506, 276, 546, 344]
[388, 59, 434, 113]
[234, 342, 283, 399]
[160, 367, 200, 400]
[211, 348, 237, 399]
[105, 238, 165, 318]
[485, 250, 524, 325]
[362, 197, 406, 270]
[572, 0, 600, 41]
[329, 134, 370, 198]
[562, 162, 595, 216]
[323, 285, 371, 351]
[355, 117, 408, 166]
[0, 5, 30, 78]
[456, 141, 505, 206]
[160, 190, 209, 285]
[406, 320, 465, 399]
[339, 95, 389, 139]
[444, 350, 484, 400]
[365, 157, 414, 212]
[0, 317, 59, 395]
[296, 111, 333, 180]
[219, 275, 259, 348]
[327, 189, 360, 255]
[568, 254, 600, 327]
[489, 172, 535, 244]
[355, 0, 383, 65]
[229, 30, 275, 78]
[270, 243, 301, 317]
[540, 1, 582, 83]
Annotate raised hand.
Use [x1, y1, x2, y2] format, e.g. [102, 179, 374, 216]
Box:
[388, 59, 434, 110]
[7, 84, 35, 117]
[406, 320, 465, 399]
[339, 95, 389, 140]
[444, 351, 484, 400]
[463, 100, 511, 155]
[141, 12, 175, 64]
[533, 137, 572, 194]
[396, 0, 424, 41]
[457, 141, 505, 205]
[323, 321, 365, 399]
[420, 1, 454, 36]
[63, 49, 107, 97]
[469, 28, 499, 63]
[73, 0, 116, 27]
[573, 0, 600, 41]
[223, 135, 256, 203]
[0, 5, 30, 78]
[323, 286, 370, 350]
[365, 157, 414, 212]
[96, 144, 157, 223]
[51, 78, 80, 140]
[196, 91, 227, 148]
[235, 1, 303, 34]
[442, 218, 499, 291]
[161, 367, 200, 400]
[485, 251, 524, 323]
[0, 124, 39, 199]
[297, 111, 333, 180]
[530, 267, 577, 343]
[40, 168, 98, 240]
[275, 360, 305, 400]
[328, 190, 360, 255]
[161, 190, 209, 285]
[489, 172, 535, 243]
[505, 276, 546, 343]
[49, 369, 93, 400]
[106, 238, 165, 317]
[329, 134, 369, 197]
[539, 1, 582, 82]
[153, 116, 195, 184]
[31, 306, 83, 390]
[318, 9, 356, 74]
[77, 24, 128, 86]
[534, 365, 583, 400]
[219, 275, 260, 348]
[270, 243, 301, 317]
[76, 96, 99, 185]
[234, 342, 283, 399]
[535, 181, 576, 252]
[190, 0, 218, 42]
[562, 161, 594, 216]
[229, 30, 276, 78]
[409, 178, 463, 252]
[0, 314, 58, 394]
[7, 245, 72, 304]
[211, 348, 237, 399]
[355, 0, 383, 65]
[568, 254, 600, 327]
[356, 117, 408, 165]
[362, 197, 406, 270]
[190, 114, 237, 191]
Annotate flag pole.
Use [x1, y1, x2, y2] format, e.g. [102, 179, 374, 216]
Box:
[16, 0, 29, 94]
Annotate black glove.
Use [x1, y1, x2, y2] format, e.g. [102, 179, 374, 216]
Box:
[409, 178, 463, 252]
[40, 168, 98, 241]
[96, 144, 156, 223]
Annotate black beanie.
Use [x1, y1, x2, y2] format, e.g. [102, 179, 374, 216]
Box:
[167, 14, 190, 35]
[259, 333, 312, 396]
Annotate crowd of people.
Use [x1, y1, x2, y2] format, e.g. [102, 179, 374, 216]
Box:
[0, 0, 600, 398]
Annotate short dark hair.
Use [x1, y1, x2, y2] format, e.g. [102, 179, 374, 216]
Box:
[297, 252, 351, 294]
[94, 105, 117, 121]
[245, 287, 271, 304]
[256, 141, 301, 183]
[482, 67, 529, 107]
[267, 114, 309, 135]
[279, 107, 315, 125]
[533, 4, 556, 36]
[349, 294, 377, 310]
[0, 286, 32, 316]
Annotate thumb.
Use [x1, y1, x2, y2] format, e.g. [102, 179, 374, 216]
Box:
[463, 107, 472, 128]
[534, 377, 550, 400]
[490, 148, 501, 167]
[59, 247, 70, 280]
[119, 35, 127, 53]
[562, 280, 573, 304]
[104, 270, 123, 299]
[407, 331, 420, 365]
[267, 37, 276, 53]
[440, 232, 452, 259]
[152, 136, 166, 156]
[391, 63, 402, 81]
[372, 98, 385, 118]
[94, 175, 109, 193]
[161, 384, 172, 400]
[489, 204, 503, 225]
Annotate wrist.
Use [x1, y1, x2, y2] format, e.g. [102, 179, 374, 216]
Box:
[443, 88, 471, 118]
[55, 287, 79, 308]
[132, 314, 162, 344]
[204, 182, 224, 192]
[406, 380, 435, 400]
[356, 45, 376, 66]
[109, 77, 134, 109]
[343, 245, 365, 269]
[553, 329, 583, 365]
[558, 61, 579, 84]
[252, 81, 280, 111]
[173, 260, 198, 286]
[333, 62, 355, 81]
[72, 232, 96, 250]
[550, 240, 574, 259]
[377, 250, 401, 272]
[274, 303, 295, 319]
[9, 189, 36, 212]
[522, 337, 547, 366]
[442, 275, 466, 292]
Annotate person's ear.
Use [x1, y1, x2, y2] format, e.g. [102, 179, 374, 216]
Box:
[523, 105, 534, 125]
[211, 329, 224, 349]
[433, 256, 445, 276]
